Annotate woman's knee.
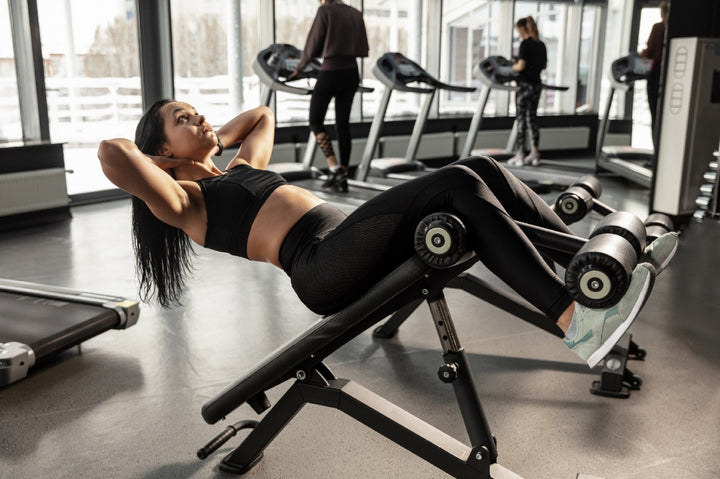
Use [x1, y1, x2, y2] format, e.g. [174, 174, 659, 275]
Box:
[453, 156, 504, 180]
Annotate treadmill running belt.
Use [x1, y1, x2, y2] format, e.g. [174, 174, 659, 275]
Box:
[0, 291, 119, 359]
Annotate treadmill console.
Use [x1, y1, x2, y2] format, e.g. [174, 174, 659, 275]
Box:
[373, 52, 475, 93]
[476, 56, 518, 85]
[255, 43, 322, 82]
[611, 54, 653, 84]
[375, 52, 433, 86]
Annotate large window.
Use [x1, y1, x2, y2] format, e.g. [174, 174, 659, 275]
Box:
[0, 2, 23, 142]
[273, 0, 323, 125]
[577, 5, 601, 111]
[171, 0, 260, 126]
[363, 0, 424, 120]
[441, 1, 503, 115]
[37, 0, 141, 195]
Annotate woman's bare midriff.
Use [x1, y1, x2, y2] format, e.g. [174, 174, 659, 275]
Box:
[246, 185, 325, 266]
[179, 181, 324, 268]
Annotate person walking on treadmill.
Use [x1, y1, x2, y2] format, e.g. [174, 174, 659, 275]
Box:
[289, 0, 369, 193]
[640, 1, 668, 151]
[509, 16, 547, 167]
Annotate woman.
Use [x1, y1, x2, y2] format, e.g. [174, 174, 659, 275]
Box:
[97, 100, 672, 368]
[509, 16, 547, 167]
[288, 0, 369, 192]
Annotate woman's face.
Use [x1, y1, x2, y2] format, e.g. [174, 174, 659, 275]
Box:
[516, 25, 529, 40]
[158, 101, 216, 160]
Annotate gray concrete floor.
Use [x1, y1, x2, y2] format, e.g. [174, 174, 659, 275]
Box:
[1, 172, 719, 479]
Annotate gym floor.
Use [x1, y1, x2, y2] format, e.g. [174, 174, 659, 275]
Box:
[1, 171, 719, 479]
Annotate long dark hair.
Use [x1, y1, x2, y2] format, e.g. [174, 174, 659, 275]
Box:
[132, 99, 195, 308]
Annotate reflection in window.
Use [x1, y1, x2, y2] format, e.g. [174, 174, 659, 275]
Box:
[0, 2, 22, 141]
[441, 1, 501, 115]
[37, 0, 140, 194]
[171, 0, 260, 126]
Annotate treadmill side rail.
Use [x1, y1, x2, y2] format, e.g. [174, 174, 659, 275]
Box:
[0, 278, 140, 329]
[0, 342, 36, 386]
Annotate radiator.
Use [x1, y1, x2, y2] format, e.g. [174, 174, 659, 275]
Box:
[0, 168, 70, 216]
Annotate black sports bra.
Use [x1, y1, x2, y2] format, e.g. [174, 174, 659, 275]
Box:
[195, 164, 287, 259]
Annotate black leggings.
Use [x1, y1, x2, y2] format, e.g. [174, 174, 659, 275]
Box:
[515, 82, 543, 151]
[279, 156, 575, 320]
[308, 68, 360, 168]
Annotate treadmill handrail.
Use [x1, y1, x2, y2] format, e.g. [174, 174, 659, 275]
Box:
[427, 79, 476, 93]
[252, 58, 313, 96]
[541, 84, 569, 91]
[474, 72, 517, 91]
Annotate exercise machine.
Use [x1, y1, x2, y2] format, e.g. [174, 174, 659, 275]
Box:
[595, 54, 655, 188]
[197, 206, 654, 476]
[0, 279, 140, 386]
[374, 175, 673, 400]
[554, 174, 675, 242]
[355, 52, 476, 182]
[653, 37, 720, 219]
[253, 44, 385, 206]
[460, 55, 576, 191]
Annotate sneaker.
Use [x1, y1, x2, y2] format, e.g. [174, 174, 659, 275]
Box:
[507, 151, 525, 167]
[333, 178, 349, 193]
[322, 169, 347, 189]
[640, 232, 678, 275]
[523, 150, 541, 166]
[564, 263, 656, 368]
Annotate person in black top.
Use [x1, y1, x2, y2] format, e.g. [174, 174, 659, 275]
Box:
[289, 0, 369, 192]
[509, 16, 547, 167]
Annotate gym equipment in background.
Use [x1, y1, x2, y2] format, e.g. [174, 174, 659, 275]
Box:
[595, 53, 655, 188]
[653, 37, 720, 219]
[693, 144, 719, 222]
[0, 279, 140, 386]
[253, 44, 384, 204]
[461, 55, 575, 191]
[355, 52, 476, 182]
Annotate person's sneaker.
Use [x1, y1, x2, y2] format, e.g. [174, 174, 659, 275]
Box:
[333, 178, 349, 193]
[523, 150, 541, 166]
[640, 231, 678, 275]
[564, 262, 656, 368]
[322, 169, 347, 189]
[507, 151, 525, 167]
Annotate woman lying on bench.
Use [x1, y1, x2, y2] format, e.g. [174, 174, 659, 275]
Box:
[97, 101, 676, 368]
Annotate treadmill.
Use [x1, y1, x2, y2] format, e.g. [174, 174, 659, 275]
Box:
[460, 55, 576, 191]
[595, 53, 655, 188]
[0, 279, 140, 386]
[253, 44, 385, 208]
[355, 52, 476, 182]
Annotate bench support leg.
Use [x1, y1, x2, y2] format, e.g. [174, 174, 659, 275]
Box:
[429, 293, 499, 462]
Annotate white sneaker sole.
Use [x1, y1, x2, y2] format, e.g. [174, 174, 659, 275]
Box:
[654, 233, 679, 273]
[585, 268, 653, 368]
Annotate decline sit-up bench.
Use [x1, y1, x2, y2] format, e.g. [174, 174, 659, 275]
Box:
[198, 209, 650, 478]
